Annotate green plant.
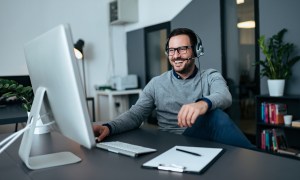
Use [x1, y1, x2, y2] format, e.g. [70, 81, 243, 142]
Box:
[257, 28, 300, 79]
[0, 78, 34, 111]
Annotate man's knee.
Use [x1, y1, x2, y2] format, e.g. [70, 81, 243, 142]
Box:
[206, 108, 233, 127]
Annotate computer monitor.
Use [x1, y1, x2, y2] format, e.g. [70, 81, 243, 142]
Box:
[19, 24, 95, 170]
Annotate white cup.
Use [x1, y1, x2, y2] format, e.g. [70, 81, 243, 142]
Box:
[284, 115, 293, 126]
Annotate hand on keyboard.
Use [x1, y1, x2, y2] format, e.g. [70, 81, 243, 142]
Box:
[93, 125, 110, 141]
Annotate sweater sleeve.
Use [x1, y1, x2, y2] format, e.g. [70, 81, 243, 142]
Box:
[204, 69, 232, 110]
[106, 80, 156, 135]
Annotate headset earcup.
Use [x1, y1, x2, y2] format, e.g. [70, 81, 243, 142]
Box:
[197, 44, 204, 56]
[195, 35, 204, 57]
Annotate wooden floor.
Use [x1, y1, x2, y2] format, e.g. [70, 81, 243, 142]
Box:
[0, 123, 25, 134]
[239, 118, 256, 145]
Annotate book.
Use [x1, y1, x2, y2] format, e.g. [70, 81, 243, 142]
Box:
[261, 102, 287, 124]
[277, 148, 300, 157]
[261, 130, 266, 150]
[260, 128, 288, 152]
[274, 103, 287, 124]
[291, 120, 300, 128]
[273, 129, 288, 150]
[261, 102, 265, 122]
[269, 103, 275, 124]
[272, 129, 278, 151]
[264, 102, 269, 123]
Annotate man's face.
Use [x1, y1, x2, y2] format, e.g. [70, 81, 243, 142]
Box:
[167, 34, 195, 75]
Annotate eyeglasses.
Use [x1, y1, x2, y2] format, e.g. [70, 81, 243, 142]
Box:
[166, 46, 192, 56]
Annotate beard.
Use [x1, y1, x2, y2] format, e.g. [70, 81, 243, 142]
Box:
[171, 58, 195, 74]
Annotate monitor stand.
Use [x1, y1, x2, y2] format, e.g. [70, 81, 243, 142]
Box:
[18, 87, 81, 170]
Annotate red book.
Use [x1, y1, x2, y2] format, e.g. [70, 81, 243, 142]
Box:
[269, 103, 276, 124]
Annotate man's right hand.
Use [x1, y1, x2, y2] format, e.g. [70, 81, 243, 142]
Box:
[93, 125, 110, 142]
[178, 100, 209, 127]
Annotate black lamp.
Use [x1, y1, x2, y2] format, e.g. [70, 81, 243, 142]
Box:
[74, 39, 95, 122]
[74, 39, 86, 97]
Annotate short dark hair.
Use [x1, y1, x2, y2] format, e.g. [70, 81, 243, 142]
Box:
[166, 28, 198, 48]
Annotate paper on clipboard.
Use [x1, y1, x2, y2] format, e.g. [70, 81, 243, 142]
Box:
[142, 146, 223, 174]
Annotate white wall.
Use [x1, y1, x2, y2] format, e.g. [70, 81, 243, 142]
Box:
[0, 0, 191, 96]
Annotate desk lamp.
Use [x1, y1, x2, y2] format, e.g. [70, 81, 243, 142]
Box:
[74, 39, 87, 97]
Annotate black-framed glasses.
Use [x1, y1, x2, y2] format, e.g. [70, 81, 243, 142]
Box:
[166, 46, 192, 56]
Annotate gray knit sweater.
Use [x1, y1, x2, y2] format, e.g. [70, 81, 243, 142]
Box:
[106, 68, 232, 135]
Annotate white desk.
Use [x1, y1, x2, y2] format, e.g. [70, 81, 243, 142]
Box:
[95, 89, 142, 122]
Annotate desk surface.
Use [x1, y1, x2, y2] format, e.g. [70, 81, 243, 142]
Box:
[1, 125, 300, 180]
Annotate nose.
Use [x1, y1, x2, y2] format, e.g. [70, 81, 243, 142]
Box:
[173, 49, 181, 59]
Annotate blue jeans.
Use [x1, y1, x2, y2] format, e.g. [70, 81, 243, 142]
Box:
[183, 109, 254, 149]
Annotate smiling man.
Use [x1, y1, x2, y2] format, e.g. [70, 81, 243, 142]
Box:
[93, 28, 254, 149]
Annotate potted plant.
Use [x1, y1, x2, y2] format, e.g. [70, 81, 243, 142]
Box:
[0, 78, 33, 111]
[257, 28, 300, 96]
[0, 78, 51, 134]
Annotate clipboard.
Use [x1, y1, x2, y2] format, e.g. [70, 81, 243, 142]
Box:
[142, 146, 224, 174]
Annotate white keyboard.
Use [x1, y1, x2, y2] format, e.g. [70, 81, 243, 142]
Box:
[96, 141, 157, 157]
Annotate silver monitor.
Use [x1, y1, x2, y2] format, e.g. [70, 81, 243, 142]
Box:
[19, 24, 95, 170]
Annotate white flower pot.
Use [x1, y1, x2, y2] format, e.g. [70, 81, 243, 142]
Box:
[267, 79, 285, 96]
[27, 112, 51, 134]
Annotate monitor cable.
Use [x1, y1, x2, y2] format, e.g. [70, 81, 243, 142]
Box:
[0, 113, 55, 154]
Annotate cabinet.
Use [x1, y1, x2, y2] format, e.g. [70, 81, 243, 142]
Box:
[255, 95, 300, 158]
[95, 89, 142, 122]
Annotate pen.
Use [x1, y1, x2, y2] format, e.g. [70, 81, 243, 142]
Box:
[176, 148, 201, 156]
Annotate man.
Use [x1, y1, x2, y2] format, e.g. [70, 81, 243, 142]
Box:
[94, 28, 253, 148]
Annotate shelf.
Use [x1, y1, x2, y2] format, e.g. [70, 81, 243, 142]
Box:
[255, 95, 300, 159]
[256, 94, 300, 99]
[94, 89, 142, 122]
[256, 148, 300, 159]
[257, 122, 300, 130]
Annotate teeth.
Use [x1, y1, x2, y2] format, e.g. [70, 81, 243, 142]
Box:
[175, 60, 183, 64]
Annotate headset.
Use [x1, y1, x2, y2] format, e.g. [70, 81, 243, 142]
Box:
[165, 31, 204, 58]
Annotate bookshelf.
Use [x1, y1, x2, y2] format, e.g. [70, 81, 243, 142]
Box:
[255, 95, 300, 158]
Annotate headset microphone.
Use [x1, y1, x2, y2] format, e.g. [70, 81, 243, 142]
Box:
[184, 57, 195, 61]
